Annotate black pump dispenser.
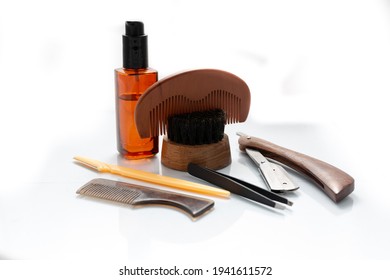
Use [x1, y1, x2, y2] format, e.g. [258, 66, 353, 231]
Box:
[122, 21, 148, 69]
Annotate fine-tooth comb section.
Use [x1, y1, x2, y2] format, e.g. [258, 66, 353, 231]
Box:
[135, 69, 250, 138]
[77, 182, 141, 204]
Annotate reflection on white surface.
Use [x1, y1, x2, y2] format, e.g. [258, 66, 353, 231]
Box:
[0, 114, 386, 261]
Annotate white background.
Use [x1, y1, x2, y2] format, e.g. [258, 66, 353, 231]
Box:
[1, 0, 390, 278]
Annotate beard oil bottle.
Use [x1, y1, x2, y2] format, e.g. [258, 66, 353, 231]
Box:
[115, 21, 158, 159]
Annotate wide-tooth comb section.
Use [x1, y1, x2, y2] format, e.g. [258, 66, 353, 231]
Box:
[142, 91, 243, 137]
[135, 69, 250, 138]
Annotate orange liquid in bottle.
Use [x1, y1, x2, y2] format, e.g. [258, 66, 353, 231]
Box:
[115, 68, 158, 159]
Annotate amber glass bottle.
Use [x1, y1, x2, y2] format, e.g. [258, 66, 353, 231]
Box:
[115, 21, 158, 159]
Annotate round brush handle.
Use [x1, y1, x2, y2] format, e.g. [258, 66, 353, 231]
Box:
[238, 135, 354, 202]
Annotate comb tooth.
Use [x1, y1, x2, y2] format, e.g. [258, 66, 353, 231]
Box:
[161, 102, 165, 135]
[209, 93, 213, 110]
[165, 98, 170, 130]
[221, 90, 225, 113]
[156, 104, 160, 135]
[156, 107, 160, 136]
[153, 108, 158, 137]
[179, 95, 183, 114]
[237, 98, 241, 123]
[154, 106, 157, 136]
[233, 95, 237, 123]
[178, 95, 181, 114]
[150, 109, 155, 137]
[224, 91, 229, 124]
[149, 109, 153, 137]
[158, 102, 162, 135]
[185, 96, 189, 113]
[148, 110, 152, 137]
[166, 97, 172, 135]
[210, 91, 213, 110]
[216, 90, 220, 110]
[224, 91, 228, 122]
[170, 98, 175, 127]
[159, 103, 162, 136]
[222, 90, 225, 113]
[174, 95, 178, 114]
[175, 96, 178, 111]
[228, 92, 232, 123]
[237, 97, 239, 122]
[208, 91, 212, 111]
[227, 92, 231, 124]
[190, 98, 193, 112]
[161, 101, 165, 135]
[213, 90, 217, 110]
[215, 90, 218, 110]
[164, 100, 167, 135]
[230, 92, 233, 123]
[170, 96, 174, 114]
[222, 90, 226, 122]
[164, 100, 168, 135]
[229, 91, 233, 124]
[237, 97, 241, 122]
[183, 97, 187, 113]
[230, 93, 234, 123]
[229, 94, 236, 123]
[185, 95, 189, 113]
[150, 110, 154, 137]
[233, 95, 238, 123]
[216, 90, 219, 109]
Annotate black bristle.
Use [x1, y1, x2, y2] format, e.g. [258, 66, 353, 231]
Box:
[167, 109, 226, 145]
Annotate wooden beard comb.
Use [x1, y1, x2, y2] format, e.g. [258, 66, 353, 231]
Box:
[135, 69, 251, 171]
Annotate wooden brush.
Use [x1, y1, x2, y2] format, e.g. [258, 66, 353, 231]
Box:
[134, 69, 251, 171]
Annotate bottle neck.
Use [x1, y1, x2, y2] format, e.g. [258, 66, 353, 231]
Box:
[122, 34, 148, 69]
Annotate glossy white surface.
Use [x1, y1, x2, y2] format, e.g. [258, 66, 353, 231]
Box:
[1, 0, 389, 271]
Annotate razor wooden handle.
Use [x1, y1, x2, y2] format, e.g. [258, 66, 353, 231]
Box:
[238, 135, 354, 202]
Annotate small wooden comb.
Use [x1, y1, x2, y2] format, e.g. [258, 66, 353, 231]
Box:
[135, 69, 251, 138]
[76, 178, 215, 218]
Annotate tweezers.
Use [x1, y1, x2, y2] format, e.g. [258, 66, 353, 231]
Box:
[187, 163, 293, 210]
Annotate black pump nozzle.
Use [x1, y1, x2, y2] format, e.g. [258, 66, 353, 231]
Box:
[126, 21, 144, 37]
[122, 21, 148, 69]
